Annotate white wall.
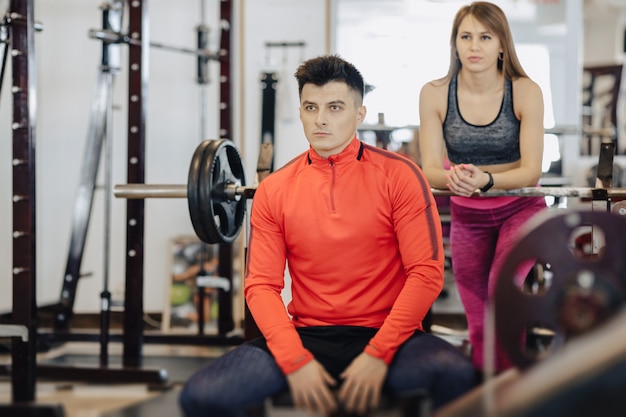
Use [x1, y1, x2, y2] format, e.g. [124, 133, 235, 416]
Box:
[0, 0, 328, 316]
[584, 0, 626, 66]
[239, 0, 328, 190]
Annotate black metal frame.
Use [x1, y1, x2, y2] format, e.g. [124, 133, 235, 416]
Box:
[4, 0, 66, 414]
[10, 0, 38, 402]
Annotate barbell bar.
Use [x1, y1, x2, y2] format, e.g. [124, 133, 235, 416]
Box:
[434, 187, 626, 198]
[88, 29, 220, 60]
[114, 183, 255, 200]
[114, 139, 626, 245]
[114, 184, 626, 200]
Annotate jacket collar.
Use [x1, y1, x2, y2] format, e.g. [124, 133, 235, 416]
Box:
[307, 136, 362, 165]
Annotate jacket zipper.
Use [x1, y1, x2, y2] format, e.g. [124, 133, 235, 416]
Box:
[329, 159, 336, 212]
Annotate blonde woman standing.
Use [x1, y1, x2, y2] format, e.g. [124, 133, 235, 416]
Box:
[419, 1, 547, 374]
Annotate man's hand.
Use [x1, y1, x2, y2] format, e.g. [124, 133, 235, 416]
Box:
[286, 359, 338, 416]
[338, 352, 388, 415]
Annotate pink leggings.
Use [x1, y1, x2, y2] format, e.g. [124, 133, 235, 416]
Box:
[450, 197, 547, 372]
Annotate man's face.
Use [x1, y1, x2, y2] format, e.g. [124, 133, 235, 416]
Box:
[299, 81, 366, 159]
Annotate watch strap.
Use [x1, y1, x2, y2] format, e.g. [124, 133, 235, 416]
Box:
[480, 171, 494, 192]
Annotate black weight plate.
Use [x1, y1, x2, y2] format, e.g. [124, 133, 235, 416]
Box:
[198, 139, 246, 244]
[494, 209, 626, 369]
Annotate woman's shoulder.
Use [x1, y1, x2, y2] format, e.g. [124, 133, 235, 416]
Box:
[420, 78, 450, 104]
[511, 76, 541, 95]
[511, 76, 543, 101]
[421, 77, 450, 93]
[511, 76, 544, 117]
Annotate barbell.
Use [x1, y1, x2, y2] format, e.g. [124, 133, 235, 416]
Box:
[117, 139, 254, 244]
[114, 139, 626, 245]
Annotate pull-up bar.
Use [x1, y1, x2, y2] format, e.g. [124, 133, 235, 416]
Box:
[88, 28, 220, 60]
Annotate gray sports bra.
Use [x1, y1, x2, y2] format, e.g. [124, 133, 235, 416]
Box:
[442, 74, 521, 165]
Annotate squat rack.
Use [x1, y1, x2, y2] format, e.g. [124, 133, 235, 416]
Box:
[44, 0, 242, 370]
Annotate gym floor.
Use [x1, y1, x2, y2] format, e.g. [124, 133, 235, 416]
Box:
[0, 340, 227, 417]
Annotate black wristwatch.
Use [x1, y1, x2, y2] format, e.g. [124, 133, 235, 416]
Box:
[480, 171, 494, 192]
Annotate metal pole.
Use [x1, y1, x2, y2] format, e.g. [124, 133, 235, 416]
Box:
[196, 0, 210, 335]
[9, 0, 37, 403]
[197, 0, 209, 142]
[99, 0, 123, 368]
[123, 0, 148, 369]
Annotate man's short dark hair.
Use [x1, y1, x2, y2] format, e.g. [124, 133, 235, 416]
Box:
[294, 54, 365, 102]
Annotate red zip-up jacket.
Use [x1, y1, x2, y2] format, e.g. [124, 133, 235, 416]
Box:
[244, 137, 444, 375]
